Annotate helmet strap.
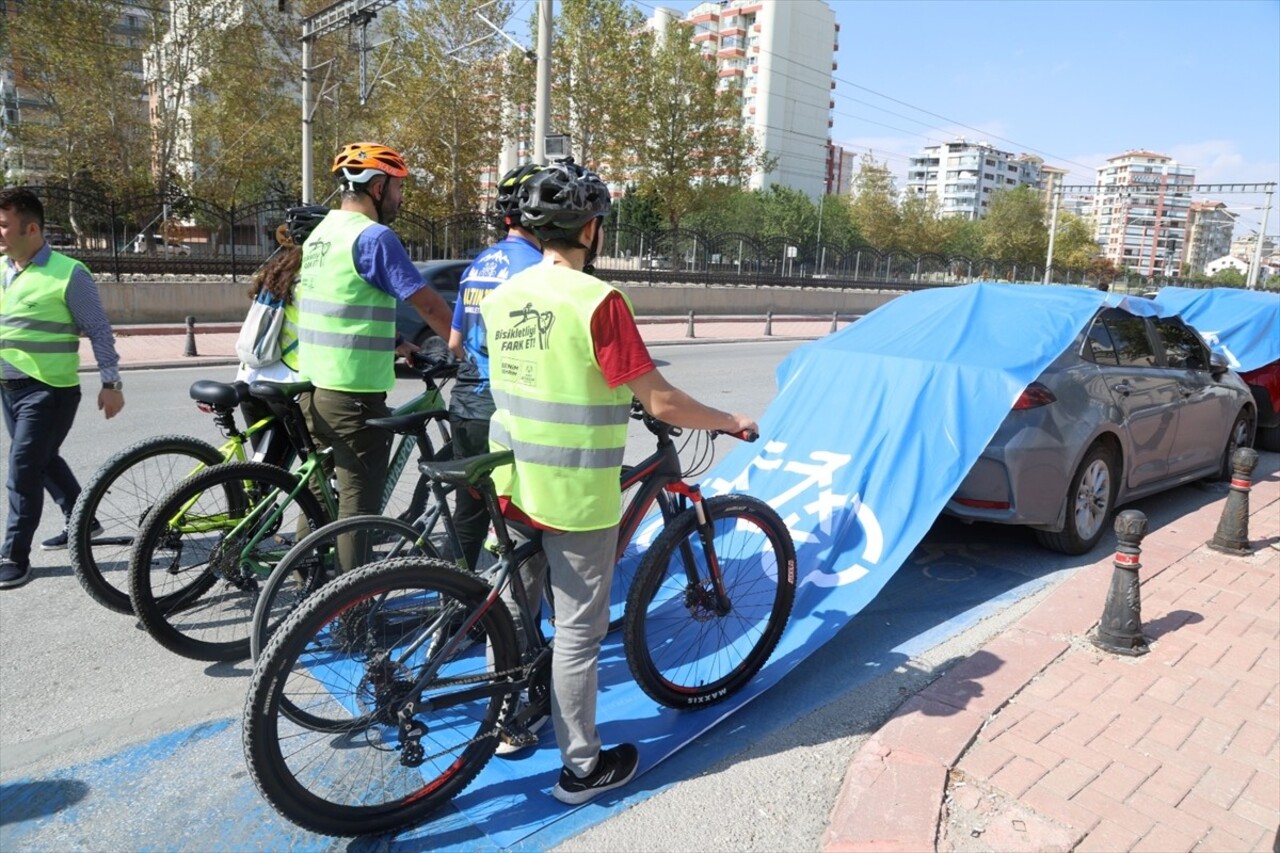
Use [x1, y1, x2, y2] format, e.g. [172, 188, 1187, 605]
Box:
[581, 219, 602, 273]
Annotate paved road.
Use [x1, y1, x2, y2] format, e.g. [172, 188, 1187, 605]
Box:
[0, 340, 1238, 850]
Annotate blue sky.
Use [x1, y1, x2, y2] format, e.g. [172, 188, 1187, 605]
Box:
[511, 0, 1280, 237]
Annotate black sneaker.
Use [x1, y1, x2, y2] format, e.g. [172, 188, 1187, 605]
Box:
[0, 559, 32, 590]
[551, 743, 639, 805]
[41, 520, 103, 551]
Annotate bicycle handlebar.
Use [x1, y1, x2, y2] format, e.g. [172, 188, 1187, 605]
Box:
[407, 349, 460, 382]
[629, 398, 757, 442]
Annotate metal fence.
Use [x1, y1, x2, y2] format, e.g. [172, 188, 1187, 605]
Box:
[32, 185, 1184, 290]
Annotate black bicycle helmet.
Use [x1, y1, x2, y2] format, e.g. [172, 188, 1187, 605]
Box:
[517, 158, 612, 242]
[285, 204, 330, 245]
[494, 162, 543, 226]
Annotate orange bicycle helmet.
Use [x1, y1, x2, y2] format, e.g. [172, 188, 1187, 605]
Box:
[331, 142, 409, 184]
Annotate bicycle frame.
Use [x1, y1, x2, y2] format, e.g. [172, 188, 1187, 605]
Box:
[381, 386, 448, 510]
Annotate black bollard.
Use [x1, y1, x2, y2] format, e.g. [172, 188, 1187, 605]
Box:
[1091, 509, 1150, 656]
[1208, 447, 1259, 556]
[685, 310, 695, 339]
[764, 309, 773, 336]
[829, 310, 839, 333]
[183, 315, 198, 357]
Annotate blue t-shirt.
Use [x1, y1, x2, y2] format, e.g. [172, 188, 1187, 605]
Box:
[449, 234, 542, 420]
[353, 224, 424, 301]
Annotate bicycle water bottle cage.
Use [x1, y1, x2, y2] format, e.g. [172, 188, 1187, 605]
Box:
[418, 450, 514, 487]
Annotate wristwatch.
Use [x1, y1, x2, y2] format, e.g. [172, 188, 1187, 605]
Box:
[102, 380, 124, 391]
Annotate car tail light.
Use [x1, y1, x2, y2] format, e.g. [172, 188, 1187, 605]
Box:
[1012, 382, 1056, 410]
[954, 498, 1011, 509]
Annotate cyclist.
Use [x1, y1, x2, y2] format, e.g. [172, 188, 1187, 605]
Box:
[236, 205, 328, 460]
[1, 187, 125, 589]
[296, 143, 452, 545]
[481, 159, 756, 803]
[447, 163, 543, 573]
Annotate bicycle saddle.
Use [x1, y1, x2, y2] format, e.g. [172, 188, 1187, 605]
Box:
[189, 380, 251, 408]
[248, 380, 315, 404]
[419, 450, 514, 486]
[366, 409, 450, 436]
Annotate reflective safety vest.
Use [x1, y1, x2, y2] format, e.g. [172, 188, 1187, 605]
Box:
[296, 211, 396, 392]
[481, 264, 633, 531]
[280, 300, 300, 372]
[0, 250, 83, 387]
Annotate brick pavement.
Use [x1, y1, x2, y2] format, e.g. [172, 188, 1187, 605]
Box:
[823, 463, 1280, 853]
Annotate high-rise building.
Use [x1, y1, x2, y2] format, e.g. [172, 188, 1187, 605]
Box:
[1092, 150, 1194, 279]
[1183, 201, 1236, 275]
[674, 0, 838, 197]
[1230, 232, 1277, 262]
[826, 143, 855, 195]
[906, 139, 1048, 220]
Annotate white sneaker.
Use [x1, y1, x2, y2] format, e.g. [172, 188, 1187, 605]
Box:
[496, 704, 549, 757]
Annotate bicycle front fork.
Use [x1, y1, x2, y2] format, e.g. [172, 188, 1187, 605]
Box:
[664, 482, 732, 616]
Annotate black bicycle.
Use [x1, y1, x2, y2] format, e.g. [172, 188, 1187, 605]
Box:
[243, 405, 796, 836]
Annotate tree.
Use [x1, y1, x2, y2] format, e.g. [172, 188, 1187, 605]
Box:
[1210, 267, 1247, 287]
[897, 191, 951, 255]
[981, 185, 1048, 265]
[845, 155, 899, 250]
[1050, 211, 1100, 271]
[5, 0, 152, 197]
[552, 0, 648, 171]
[629, 19, 762, 227]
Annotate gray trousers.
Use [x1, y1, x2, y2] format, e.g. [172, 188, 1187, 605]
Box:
[500, 522, 619, 777]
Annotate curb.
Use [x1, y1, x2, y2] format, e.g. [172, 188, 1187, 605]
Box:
[821, 477, 1280, 853]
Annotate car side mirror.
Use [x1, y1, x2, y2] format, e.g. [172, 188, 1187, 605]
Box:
[1209, 350, 1230, 377]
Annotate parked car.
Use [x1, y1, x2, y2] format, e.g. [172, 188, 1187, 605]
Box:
[46, 226, 76, 248]
[131, 234, 191, 255]
[947, 306, 1256, 554]
[393, 260, 469, 348]
[1153, 287, 1280, 452]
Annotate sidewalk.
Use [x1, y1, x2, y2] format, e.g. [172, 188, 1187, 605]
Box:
[824, 462, 1280, 852]
[82, 316, 842, 372]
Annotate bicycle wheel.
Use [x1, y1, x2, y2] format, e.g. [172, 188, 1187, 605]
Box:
[69, 434, 224, 614]
[244, 557, 521, 837]
[249, 515, 437, 661]
[624, 494, 796, 709]
[129, 461, 329, 662]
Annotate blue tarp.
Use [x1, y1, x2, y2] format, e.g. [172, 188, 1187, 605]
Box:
[1154, 286, 1280, 372]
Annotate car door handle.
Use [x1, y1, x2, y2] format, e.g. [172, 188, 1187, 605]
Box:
[1112, 382, 1132, 396]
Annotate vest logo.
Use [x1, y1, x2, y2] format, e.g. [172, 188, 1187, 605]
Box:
[495, 302, 555, 351]
[302, 239, 331, 269]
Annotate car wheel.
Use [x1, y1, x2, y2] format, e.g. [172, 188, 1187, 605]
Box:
[1035, 443, 1117, 556]
[1219, 409, 1254, 480]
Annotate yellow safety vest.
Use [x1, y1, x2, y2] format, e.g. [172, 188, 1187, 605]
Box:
[0, 250, 84, 387]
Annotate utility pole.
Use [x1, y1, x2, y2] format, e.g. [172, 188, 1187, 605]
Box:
[1246, 185, 1274, 290]
[534, 0, 552, 164]
[1043, 181, 1062, 285]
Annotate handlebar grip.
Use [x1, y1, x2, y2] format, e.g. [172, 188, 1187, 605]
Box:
[711, 428, 758, 442]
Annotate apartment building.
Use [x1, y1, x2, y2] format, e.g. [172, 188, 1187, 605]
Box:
[906, 139, 1047, 220]
[1092, 150, 1194, 278]
[1183, 201, 1236, 275]
[1230, 232, 1277, 262]
[676, 0, 838, 197]
[826, 143, 856, 195]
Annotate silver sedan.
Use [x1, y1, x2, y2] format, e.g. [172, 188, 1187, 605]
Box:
[946, 307, 1256, 554]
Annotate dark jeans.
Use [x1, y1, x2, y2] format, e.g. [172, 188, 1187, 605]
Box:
[2, 381, 83, 566]
[449, 415, 492, 571]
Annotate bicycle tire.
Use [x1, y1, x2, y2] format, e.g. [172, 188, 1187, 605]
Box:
[129, 461, 329, 662]
[249, 514, 436, 661]
[624, 494, 796, 709]
[244, 557, 520, 837]
[69, 434, 225, 614]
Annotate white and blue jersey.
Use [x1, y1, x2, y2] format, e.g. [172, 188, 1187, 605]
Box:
[448, 234, 542, 420]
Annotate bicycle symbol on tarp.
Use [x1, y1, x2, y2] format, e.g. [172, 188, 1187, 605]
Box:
[704, 440, 884, 589]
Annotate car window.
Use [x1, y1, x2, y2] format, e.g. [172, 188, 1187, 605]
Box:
[1099, 310, 1158, 368]
[1084, 316, 1120, 366]
[1153, 318, 1209, 371]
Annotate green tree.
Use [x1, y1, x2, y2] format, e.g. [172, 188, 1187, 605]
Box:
[5, 0, 152, 197]
[1050, 211, 1101, 271]
[846, 155, 899, 250]
[940, 217, 985, 258]
[897, 192, 952, 255]
[552, 0, 648, 171]
[981, 185, 1048, 265]
[1210, 266, 1247, 286]
[629, 19, 762, 227]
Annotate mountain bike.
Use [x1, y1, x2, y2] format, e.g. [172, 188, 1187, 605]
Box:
[127, 357, 457, 662]
[68, 380, 291, 614]
[247, 407, 465, 662]
[242, 408, 796, 837]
